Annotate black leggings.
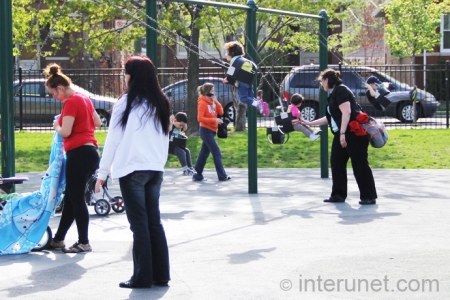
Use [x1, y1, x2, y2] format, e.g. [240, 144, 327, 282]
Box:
[54, 145, 99, 244]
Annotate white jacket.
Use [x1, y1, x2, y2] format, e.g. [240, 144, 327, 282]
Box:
[97, 94, 169, 181]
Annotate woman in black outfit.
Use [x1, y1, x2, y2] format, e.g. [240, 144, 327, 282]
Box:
[302, 69, 377, 205]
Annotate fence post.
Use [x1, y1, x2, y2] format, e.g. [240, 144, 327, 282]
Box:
[446, 61, 449, 129]
[19, 67, 23, 130]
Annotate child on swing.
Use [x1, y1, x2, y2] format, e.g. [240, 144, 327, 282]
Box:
[289, 93, 321, 141]
[169, 112, 196, 175]
[221, 41, 270, 117]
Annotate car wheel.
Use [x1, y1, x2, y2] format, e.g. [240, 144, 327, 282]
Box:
[224, 103, 236, 123]
[397, 101, 414, 123]
[97, 110, 110, 127]
[300, 101, 319, 122]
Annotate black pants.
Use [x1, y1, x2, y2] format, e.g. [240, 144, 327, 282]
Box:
[54, 145, 99, 244]
[330, 132, 377, 201]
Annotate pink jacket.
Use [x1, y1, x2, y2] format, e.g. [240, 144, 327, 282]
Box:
[288, 104, 300, 119]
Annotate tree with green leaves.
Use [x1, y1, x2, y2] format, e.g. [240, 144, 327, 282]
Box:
[384, 0, 442, 62]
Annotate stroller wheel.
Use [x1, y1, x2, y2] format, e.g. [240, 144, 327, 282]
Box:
[94, 199, 111, 216]
[31, 226, 52, 252]
[111, 196, 125, 213]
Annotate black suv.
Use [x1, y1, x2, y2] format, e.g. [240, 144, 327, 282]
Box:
[280, 65, 441, 123]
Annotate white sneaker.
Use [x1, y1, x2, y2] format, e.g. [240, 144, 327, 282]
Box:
[309, 130, 321, 141]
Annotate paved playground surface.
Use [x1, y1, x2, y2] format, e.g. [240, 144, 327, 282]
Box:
[0, 168, 449, 300]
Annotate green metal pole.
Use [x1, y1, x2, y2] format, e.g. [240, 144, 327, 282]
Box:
[318, 9, 329, 179]
[0, 0, 15, 178]
[246, 0, 258, 193]
[146, 0, 158, 70]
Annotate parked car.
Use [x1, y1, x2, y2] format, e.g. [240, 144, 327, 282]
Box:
[162, 77, 236, 122]
[280, 65, 441, 123]
[13, 79, 116, 127]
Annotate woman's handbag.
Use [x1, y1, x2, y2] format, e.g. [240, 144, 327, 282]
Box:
[350, 113, 388, 148]
[217, 117, 229, 138]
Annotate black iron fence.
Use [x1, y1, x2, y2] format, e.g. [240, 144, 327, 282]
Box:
[10, 63, 450, 131]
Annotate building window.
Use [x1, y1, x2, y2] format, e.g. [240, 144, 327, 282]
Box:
[177, 40, 220, 58]
[441, 14, 450, 53]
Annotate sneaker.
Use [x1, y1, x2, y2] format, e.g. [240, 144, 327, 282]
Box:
[255, 100, 270, 117]
[49, 239, 65, 249]
[183, 168, 196, 176]
[192, 174, 207, 182]
[410, 85, 418, 102]
[189, 167, 197, 174]
[309, 130, 322, 142]
[219, 175, 233, 181]
[62, 242, 92, 253]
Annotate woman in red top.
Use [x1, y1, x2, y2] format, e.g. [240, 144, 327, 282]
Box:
[43, 63, 102, 253]
[192, 83, 232, 181]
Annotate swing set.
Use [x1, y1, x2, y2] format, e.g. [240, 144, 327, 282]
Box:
[0, 0, 331, 193]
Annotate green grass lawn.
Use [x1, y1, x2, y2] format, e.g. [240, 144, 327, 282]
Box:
[6, 128, 450, 172]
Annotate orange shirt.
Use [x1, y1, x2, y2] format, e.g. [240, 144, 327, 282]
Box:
[197, 95, 224, 132]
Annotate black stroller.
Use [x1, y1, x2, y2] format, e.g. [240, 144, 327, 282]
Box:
[55, 172, 124, 217]
[85, 172, 124, 216]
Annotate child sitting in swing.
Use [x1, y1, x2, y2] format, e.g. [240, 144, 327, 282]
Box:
[169, 112, 196, 175]
[288, 94, 321, 141]
[221, 41, 270, 117]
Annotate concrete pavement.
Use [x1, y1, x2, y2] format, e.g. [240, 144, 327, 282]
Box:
[0, 168, 449, 299]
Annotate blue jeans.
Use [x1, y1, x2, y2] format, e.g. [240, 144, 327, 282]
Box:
[193, 127, 227, 180]
[119, 171, 170, 286]
[237, 82, 255, 106]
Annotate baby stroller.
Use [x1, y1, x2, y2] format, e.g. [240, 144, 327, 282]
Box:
[85, 172, 124, 216]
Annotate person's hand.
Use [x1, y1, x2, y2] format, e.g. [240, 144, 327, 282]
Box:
[340, 134, 347, 148]
[216, 118, 223, 124]
[53, 119, 60, 131]
[95, 179, 104, 193]
[301, 119, 311, 126]
[222, 78, 228, 84]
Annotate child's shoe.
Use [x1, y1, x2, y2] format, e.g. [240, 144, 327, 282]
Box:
[309, 130, 322, 141]
[255, 100, 270, 117]
[183, 168, 196, 176]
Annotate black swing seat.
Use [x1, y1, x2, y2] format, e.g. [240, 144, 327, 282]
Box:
[274, 112, 295, 134]
[226, 57, 257, 86]
[170, 135, 188, 148]
[266, 127, 289, 144]
[374, 87, 393, 111]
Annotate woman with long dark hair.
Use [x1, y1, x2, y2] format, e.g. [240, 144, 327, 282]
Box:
[95, 55, 171, 288]
[302, 68, 377, 205]
[44, 63, 101, 253]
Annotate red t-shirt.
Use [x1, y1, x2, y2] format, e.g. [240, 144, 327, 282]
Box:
[58, 92, 98, 151]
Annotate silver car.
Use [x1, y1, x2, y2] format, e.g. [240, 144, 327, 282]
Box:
[13, 79, 115, 127]
[280, 65, 441, 123]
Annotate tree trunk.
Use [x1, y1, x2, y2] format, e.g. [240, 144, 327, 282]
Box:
[234, 102, 247, 131]
[185, 7, 201, 136]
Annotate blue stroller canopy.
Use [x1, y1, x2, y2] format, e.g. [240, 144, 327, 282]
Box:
[0, 131, 66, 255]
